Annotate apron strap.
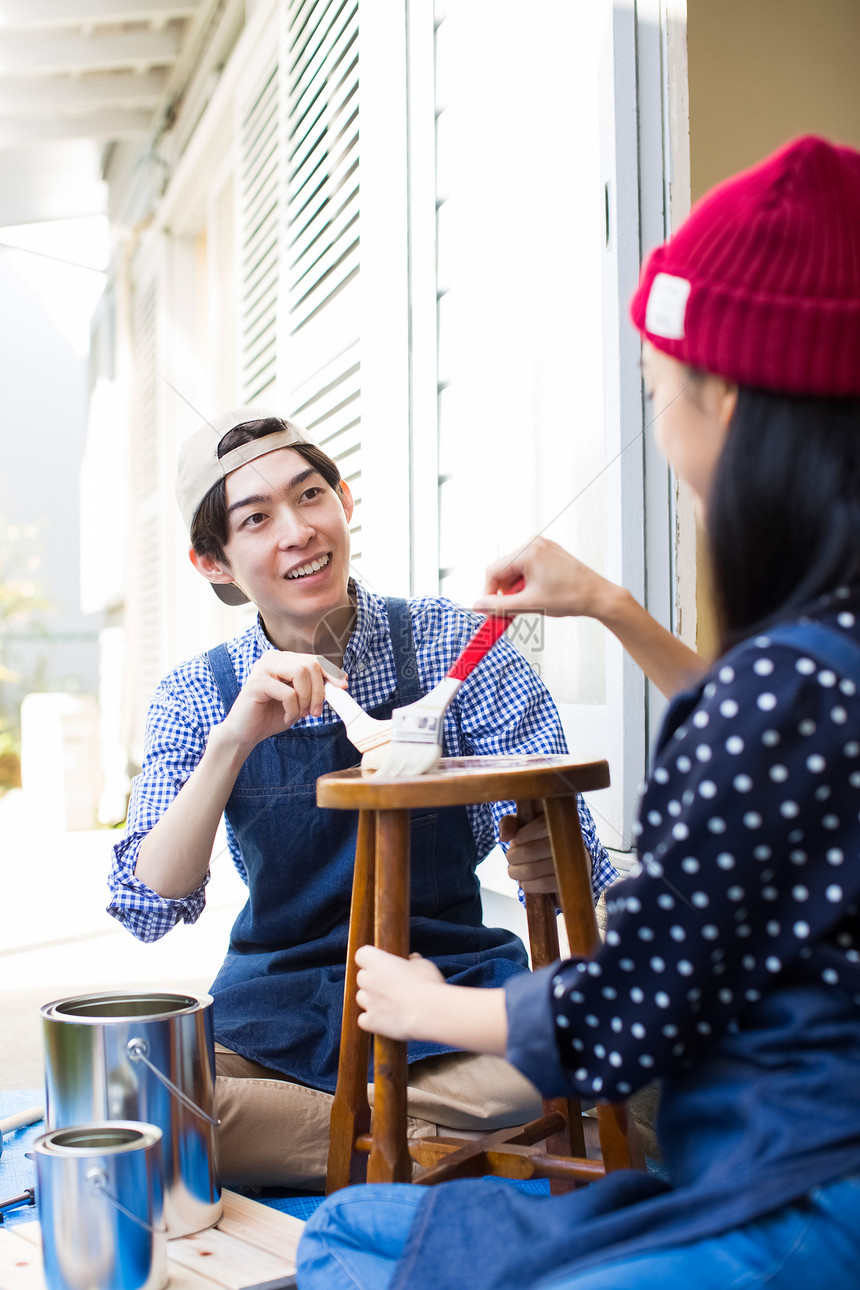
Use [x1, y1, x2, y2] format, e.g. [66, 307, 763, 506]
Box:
[208, 600, 430, 716]
[386, 597, 424, 705]
[207, 642, 240, 713]
[764, 621, 860, 681]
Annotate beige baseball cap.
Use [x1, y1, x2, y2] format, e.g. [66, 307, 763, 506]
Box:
[176, 405, 312, 606]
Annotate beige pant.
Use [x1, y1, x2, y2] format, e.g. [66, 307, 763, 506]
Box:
[214, 1043, 544, 1187]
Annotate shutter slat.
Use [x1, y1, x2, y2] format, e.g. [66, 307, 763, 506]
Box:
[242, 228, 279, 297]
[290, 206, 357, 293]
[241, 141, 279, 228]
[289, 249, 358, 331]
[288, 177, 357, 266]
[289, 13, 357, 147]
[288, 96, 358, 207]
[290, 0, 351, 85]
[241, 98, 279, 187]
[242, 275, 280, 341]
[238, 54, 282, 403]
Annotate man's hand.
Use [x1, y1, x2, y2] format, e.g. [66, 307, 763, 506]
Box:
[500, 811, 583, 899]
[355, 946, 445, 1041]
[219, 652, 347, 753]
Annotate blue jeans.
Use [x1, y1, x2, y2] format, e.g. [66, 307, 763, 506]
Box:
[296, 1174, 860, 1290]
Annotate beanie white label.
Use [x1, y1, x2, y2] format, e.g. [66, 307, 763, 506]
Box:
[645, 273, 692, 340]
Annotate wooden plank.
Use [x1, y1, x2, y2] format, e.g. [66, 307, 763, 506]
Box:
[0, 1221, 218, 1290]
[218, 1190, 305, 1262]
[166, 1226, 296, 1288]
[5, 1223, 40, 1246]
[0, 1193, 304, 1290]
[153, 1265, 221, 1289]
[0, 1224, 44, 1290]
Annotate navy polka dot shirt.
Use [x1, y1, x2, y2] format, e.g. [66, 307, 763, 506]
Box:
[506, 601, 860, 1101]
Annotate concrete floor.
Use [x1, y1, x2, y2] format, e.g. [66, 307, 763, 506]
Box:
[0, 788, 247, 1091]
[0, 788, 538, 1093]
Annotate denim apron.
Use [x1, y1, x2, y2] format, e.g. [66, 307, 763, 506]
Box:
[385, 621, 860, 1290]
[206, 598, 528, 1091]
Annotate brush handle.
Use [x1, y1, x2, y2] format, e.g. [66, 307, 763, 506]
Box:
[0, 1106, 43, 1135]
[446, 579, 525, 682]
[324, 681, 366, 725]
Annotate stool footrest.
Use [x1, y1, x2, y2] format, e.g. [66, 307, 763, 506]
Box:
[356, 1128, 608, 1185]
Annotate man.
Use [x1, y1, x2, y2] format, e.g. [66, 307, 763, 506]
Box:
[108, 407, 615, 1186]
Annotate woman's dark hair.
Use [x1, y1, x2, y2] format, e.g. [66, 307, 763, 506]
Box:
[190, 418, 343, 562]
[707, 388, 860, 652]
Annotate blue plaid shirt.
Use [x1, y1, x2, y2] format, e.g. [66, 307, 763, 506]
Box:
[108, 585, 615, 942]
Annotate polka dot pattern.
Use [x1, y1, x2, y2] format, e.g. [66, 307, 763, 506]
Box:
[545, 613, 860, 1101]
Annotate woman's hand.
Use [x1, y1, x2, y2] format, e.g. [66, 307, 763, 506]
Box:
[355, 946, 509, 1054]
[473, 536, 617, 620]
[219, 652, 347, 753]
[474, 534, 707, 699]
[355, 946, 445, 1041]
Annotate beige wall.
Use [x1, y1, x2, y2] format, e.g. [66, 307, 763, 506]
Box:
[688, 0, 860, 202]
[686, 0, 860, 652]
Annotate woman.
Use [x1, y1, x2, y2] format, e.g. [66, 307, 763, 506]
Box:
[296, 134, 860, 1288]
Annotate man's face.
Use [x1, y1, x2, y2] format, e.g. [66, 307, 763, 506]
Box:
[217, 446, 354, 631]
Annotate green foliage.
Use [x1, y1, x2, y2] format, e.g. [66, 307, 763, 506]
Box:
[0, 518, 51, 792]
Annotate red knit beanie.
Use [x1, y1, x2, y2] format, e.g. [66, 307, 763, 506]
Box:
[629, 135, 860, 397]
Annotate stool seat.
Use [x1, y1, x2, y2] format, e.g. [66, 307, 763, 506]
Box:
[316, 754, 611, 809]
[318, 755, 643, 1192]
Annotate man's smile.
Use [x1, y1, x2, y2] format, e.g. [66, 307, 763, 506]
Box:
[285, 552, 332, 580]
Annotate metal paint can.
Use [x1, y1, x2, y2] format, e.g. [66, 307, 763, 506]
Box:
[34, 1122, 167, 1290]
[41, 991, 221, 1237]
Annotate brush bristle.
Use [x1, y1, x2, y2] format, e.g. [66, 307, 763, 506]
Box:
[369, 741, 443, 778]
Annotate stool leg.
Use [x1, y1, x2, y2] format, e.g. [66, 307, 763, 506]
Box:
[544, 795, 643, 1172]
[327, 809, 376, 1193]
[543, 796, 600, 956]
[596, 1102, 646, 1172]
[525, 890, 586, 1190]
[367, 809, 412, 1184]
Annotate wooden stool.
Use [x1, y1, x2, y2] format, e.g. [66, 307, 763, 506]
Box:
[317, 754, 645, 1194]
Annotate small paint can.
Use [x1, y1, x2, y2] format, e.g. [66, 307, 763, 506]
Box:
[34, 1122, 167, 1290]
[41, 990, 221, 1237]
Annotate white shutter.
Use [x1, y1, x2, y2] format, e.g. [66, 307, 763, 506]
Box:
[283, 0, 359, 333]
[289, 343, 362, 561]
[238, 54, 282, 404]
[280, 0, 363, 569]
[126, 275, 165, 766]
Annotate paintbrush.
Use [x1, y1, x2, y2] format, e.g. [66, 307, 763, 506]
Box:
[367, 581, 524, 777]
[324, 682, 393, 755]
[316, 657, 393, 756]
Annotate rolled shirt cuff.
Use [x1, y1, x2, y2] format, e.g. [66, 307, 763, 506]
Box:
[504, 963, 573, 1098]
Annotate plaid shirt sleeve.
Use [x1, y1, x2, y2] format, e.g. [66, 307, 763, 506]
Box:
[107, 669, 221, 943]
[413, 599, 616, 901]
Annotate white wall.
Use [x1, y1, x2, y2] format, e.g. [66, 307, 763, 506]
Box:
[433, 2, 608, 710]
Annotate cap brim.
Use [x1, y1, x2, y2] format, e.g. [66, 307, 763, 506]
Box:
[211, 581, 250, 606]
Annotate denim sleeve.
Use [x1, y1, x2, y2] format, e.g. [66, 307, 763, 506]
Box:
[504, 963, 572, 1097]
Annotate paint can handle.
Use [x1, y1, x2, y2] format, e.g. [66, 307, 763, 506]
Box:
[127, 1039, 220, 1127]
[86, 1167, 167, 1235]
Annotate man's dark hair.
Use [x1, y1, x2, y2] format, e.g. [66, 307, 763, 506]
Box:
[190, 418, 344, 562]
[707, 388, 860, 651]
